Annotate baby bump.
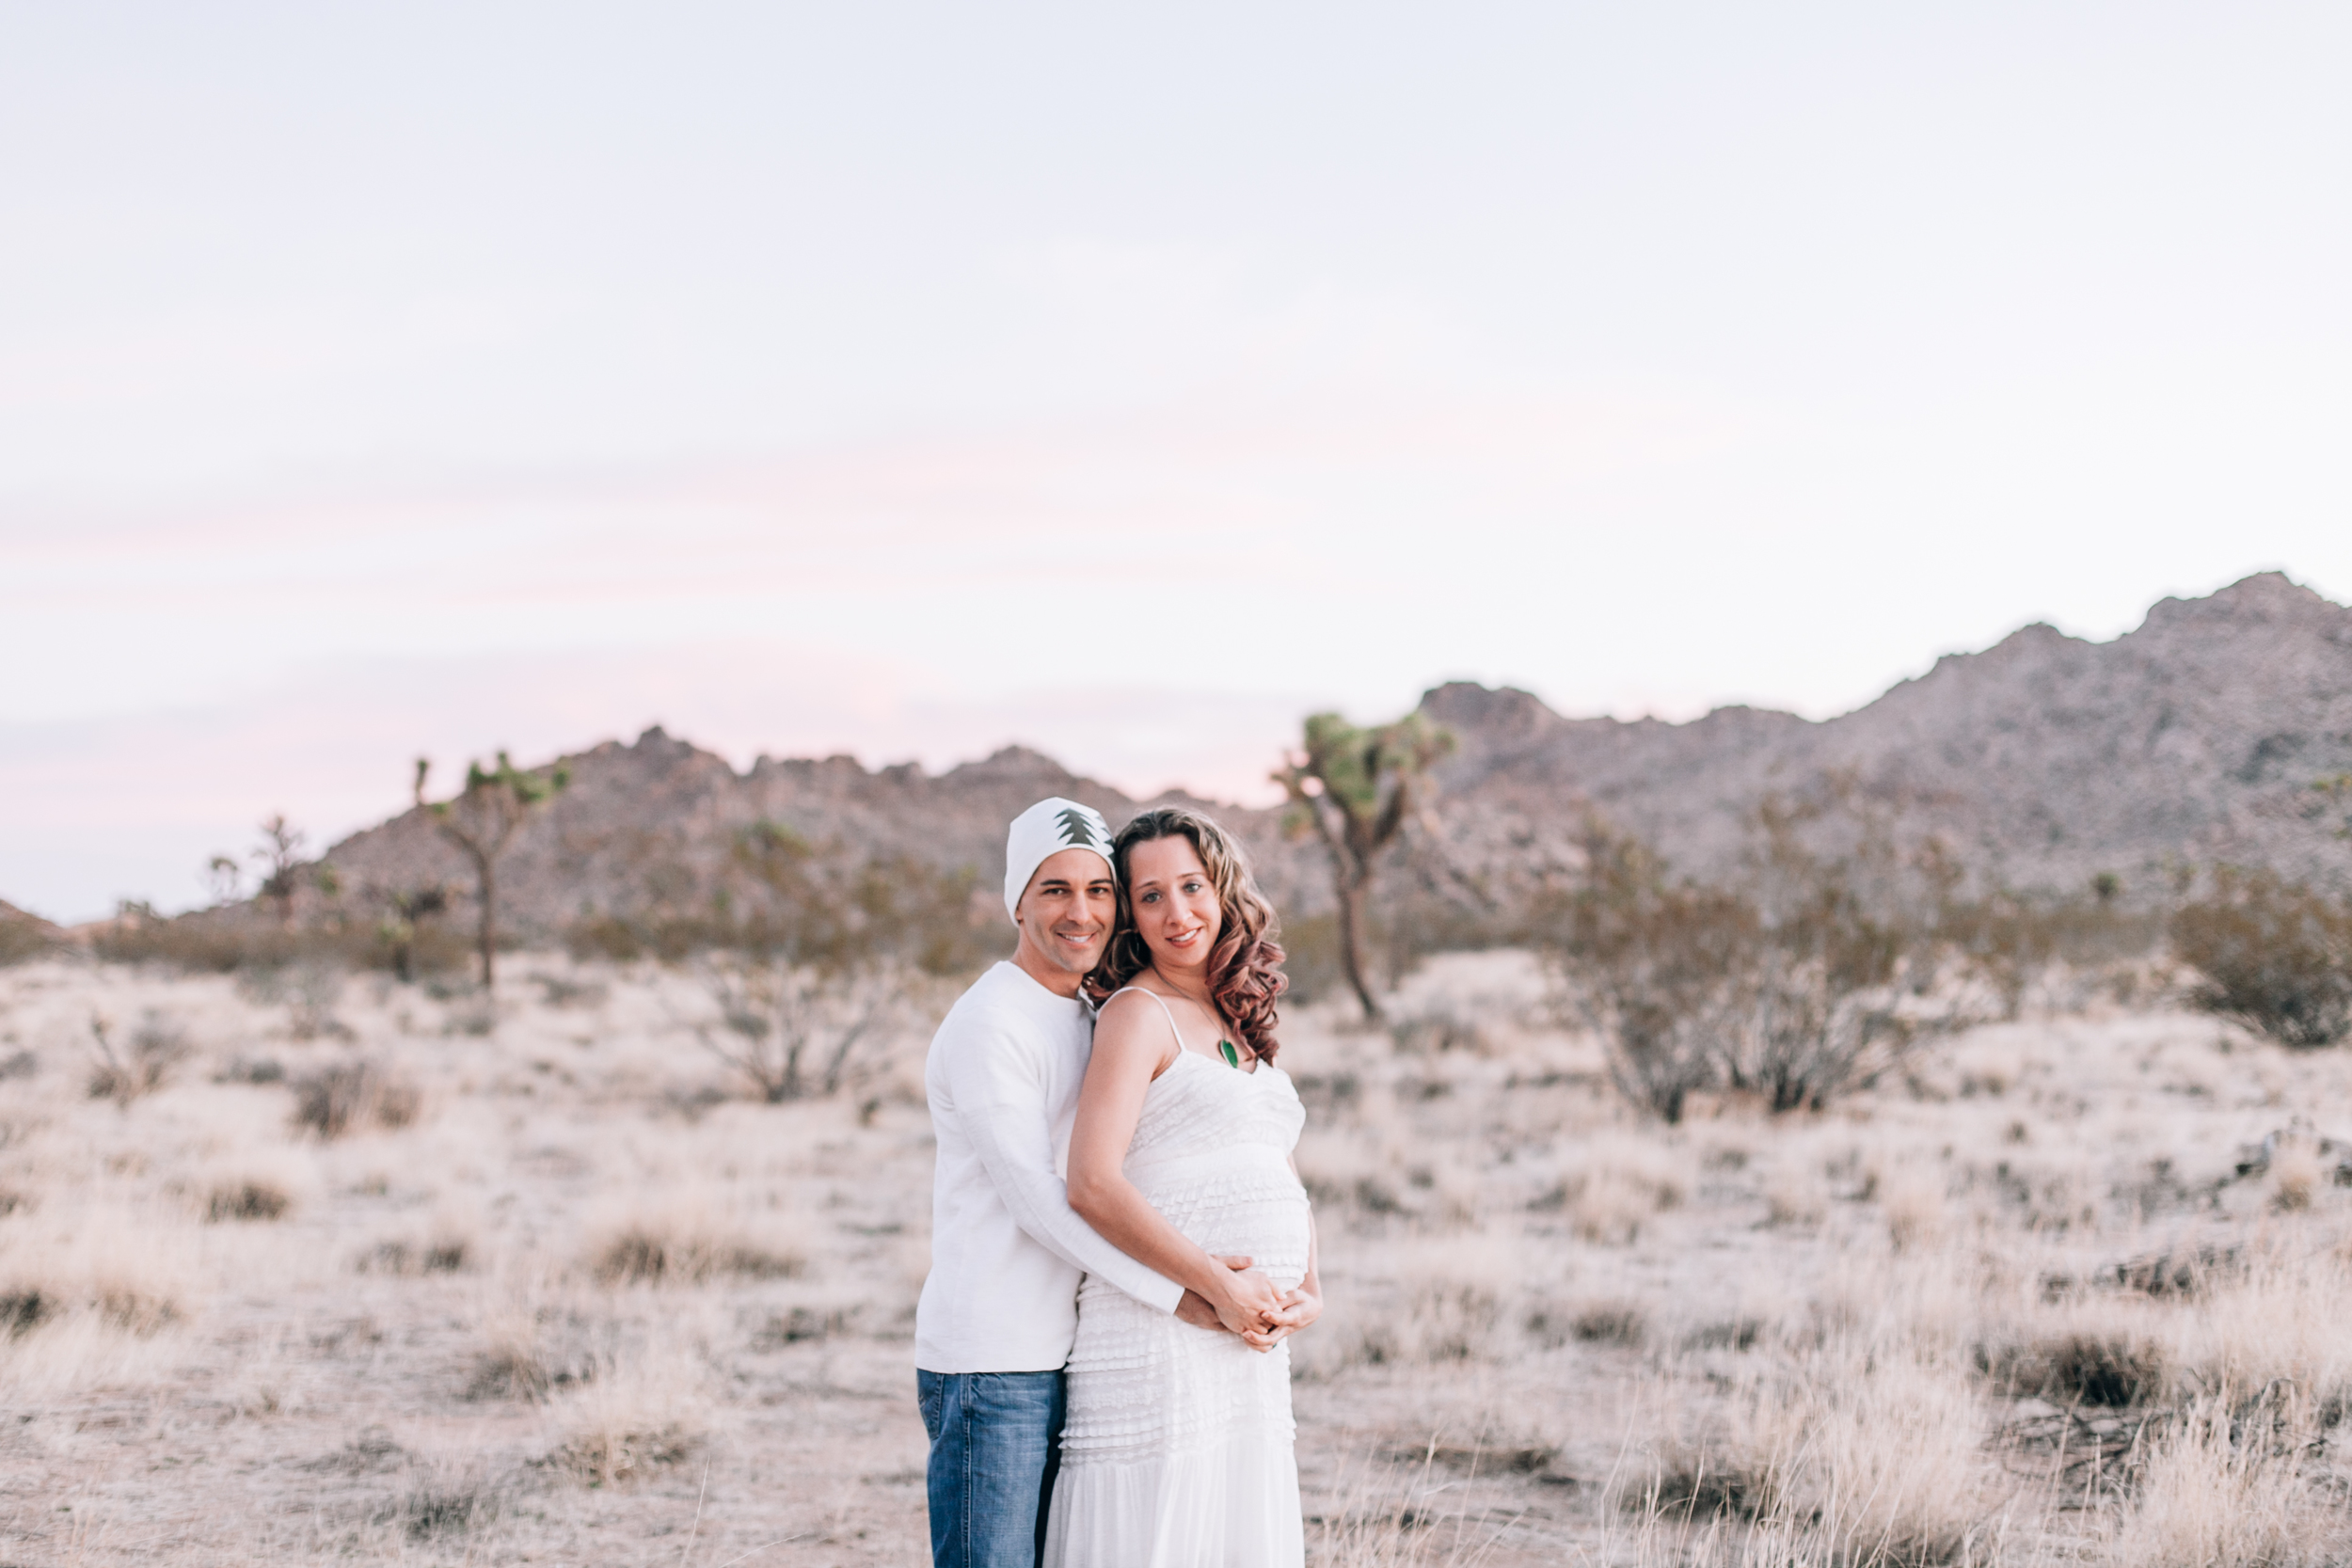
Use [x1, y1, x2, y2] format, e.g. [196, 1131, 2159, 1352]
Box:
[1133, 1149, 1312, 1291]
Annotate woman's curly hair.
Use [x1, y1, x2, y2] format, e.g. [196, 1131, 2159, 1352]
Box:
[1087, 806, 1287, 1064]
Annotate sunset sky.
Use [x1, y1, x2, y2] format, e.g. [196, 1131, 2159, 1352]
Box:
[7, 4, 2351, 920]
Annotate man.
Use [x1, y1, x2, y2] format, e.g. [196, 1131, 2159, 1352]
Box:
[915, 797, 1283, 1568]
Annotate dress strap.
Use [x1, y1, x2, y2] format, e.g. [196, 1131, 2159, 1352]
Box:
[1103, 985, 1189, 1054]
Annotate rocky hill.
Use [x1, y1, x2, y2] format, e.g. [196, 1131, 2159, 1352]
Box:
[0, 898, 67, 963]
[300, 572, 2352, 948]
[1425, 571, 2352, 900]
[312, 736, 1303, 944]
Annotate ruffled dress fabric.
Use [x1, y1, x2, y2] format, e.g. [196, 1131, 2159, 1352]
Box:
[1042, 1049, 1312, 1568]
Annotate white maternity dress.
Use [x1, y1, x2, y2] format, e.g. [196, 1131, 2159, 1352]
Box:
[1042, 990, 1312, 1568]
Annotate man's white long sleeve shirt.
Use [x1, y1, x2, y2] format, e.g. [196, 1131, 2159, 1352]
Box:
[914, 960, 1184, 1373]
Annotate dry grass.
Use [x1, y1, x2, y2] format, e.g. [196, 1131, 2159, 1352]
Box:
[287, 1057, 421, 1137]
[84, 1007, 191, 1104]
[585, 1199, 808, 1285]
[2, 949, 2349, 1564]
[546, 1344, 716, 1486]
[2108, 1393, 2336, 1567]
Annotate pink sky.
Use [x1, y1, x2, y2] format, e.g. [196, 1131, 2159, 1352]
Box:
[7, 6, 2352, 918]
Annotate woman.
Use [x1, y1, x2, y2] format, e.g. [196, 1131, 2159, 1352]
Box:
[1044, 806, 1322, 1568]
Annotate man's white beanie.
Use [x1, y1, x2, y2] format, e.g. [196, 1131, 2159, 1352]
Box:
[1004, 798, 1117, 920]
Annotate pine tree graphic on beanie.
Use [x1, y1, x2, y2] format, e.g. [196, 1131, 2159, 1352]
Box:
[1003, 798, 1118, 919]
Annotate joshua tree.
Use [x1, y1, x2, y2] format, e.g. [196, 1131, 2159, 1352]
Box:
[417, 753, 568, 989]
[250, 816, 307, 926]
[1273, 709, 1454, 1021]
[204, 855, 245, 907]
[373, 883, 451, 984]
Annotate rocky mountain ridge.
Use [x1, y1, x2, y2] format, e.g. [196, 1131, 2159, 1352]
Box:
[1423, 570, 2352, 899]
[203, 572, 2352, 946]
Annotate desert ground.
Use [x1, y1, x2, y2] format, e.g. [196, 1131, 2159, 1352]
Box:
[3, 949, 2349, 1566]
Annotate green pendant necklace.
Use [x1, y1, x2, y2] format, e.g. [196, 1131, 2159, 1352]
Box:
[1218, 1038, 1242, 1069]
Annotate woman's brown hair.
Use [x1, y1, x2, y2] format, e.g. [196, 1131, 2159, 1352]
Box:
[1088, 806, 1287, 1064]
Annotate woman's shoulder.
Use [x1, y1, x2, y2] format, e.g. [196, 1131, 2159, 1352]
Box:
[1094, 984, 1170, 1030]
[1092, 984, 1181, 1057]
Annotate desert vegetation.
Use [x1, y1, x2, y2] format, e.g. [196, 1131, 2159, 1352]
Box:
[5, 892, 2351, 1565]
[10, 757, 2352, 1563]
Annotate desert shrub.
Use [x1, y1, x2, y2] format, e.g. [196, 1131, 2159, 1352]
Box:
[289, 1060, 421, 1138]
[377, 1461, 510, 1542]
[1368, 859, 1527, 990]
[693, 955, 911, 1103]
[587, 1212, 805, 1286]
[1382, 1278, 1504, 1363]
[1, 1288, 50, 1338]
[751, 1303, 862, 1348]
[567, 823, 994, 978]
[548, 1351, 709, 1485]
[366, 882, 464, 983]
[1536, 1137, 1688, 1243]
[533, 972, 609, 1008]
[1525, 1299, 1647, 1349]
[238, 958, 353, 1040]
[1536, 832, 1753, 1123]
[93, 1280, 182, 1335]
[1991, 1328, 2169, 1407]
[1713, 793, 1960, 1113]
[2171, 869, 2352, 1048]
[360, 1228, 472, 1275]
[205, 1179, 293, 1223]
[92, 902, 375, 973]
[85, 1009, 191, 1105]
[1939, 881, 2164, 1017]
[1541, 798, 1974, 1120]
[1384, 998, 1487, 1054]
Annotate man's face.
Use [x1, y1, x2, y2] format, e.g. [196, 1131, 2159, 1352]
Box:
[1010, 847, 1117, 993]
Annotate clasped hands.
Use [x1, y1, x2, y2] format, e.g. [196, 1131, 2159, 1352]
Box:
[1175, 1255, 1322, 1353]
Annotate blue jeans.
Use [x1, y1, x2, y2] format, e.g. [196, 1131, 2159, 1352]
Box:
[917, 1369, 1066, 1568]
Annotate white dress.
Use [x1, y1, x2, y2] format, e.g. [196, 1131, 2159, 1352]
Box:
[1043, 990, 1312, 1568]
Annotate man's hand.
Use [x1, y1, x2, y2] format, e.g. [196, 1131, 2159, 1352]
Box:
[1176, 1256, 1257, 1333]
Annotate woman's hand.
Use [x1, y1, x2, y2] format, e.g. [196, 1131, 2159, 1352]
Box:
[1269, 1285, 1322, 1335]
[1237, 1285, 1321, 1352]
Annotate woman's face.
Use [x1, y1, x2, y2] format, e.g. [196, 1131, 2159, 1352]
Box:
[1125, 834, 1223, 977]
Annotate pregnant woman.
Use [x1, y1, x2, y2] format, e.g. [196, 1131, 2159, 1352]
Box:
[1046, 805, 1322, 1568]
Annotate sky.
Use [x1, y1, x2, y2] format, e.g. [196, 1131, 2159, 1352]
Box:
[6, 3, 2350, 922]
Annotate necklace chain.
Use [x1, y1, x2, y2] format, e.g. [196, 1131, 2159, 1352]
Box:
[1149, 967, 1248, 1066]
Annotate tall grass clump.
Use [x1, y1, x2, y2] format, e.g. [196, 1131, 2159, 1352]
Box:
[2106, 1393, 2339, 1567]
[585, 1203, 807, 1286]
[288, 1060, 421, 1138]
[1624, 1350, 1994, 1567]
[548, 1348, 712, 1486]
